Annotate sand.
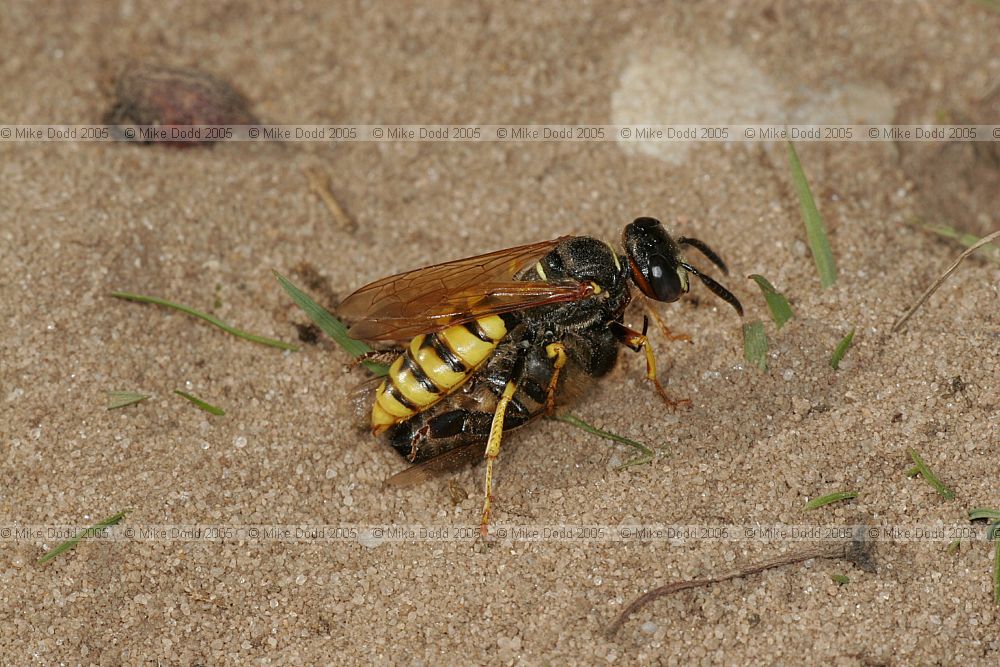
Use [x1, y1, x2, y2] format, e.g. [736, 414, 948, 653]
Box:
[2, 1, 999, 665]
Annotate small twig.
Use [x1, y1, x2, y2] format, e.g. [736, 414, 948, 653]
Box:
[304, 166, 357, 231]
[607, 530, 875, 636]
[891, 230, 1000, 333]
[911, 221, 1000, 264]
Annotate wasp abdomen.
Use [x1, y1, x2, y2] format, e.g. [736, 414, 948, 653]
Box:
[371, 315, 507, 433]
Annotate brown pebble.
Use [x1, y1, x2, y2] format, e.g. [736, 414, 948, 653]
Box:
[103, 63, 259, 146]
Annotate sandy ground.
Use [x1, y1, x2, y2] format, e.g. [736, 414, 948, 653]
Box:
[2, 1, 999, 665]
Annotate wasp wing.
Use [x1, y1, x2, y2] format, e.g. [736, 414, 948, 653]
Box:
[382, 442, 484, 489]
[338, 237, 587, 342]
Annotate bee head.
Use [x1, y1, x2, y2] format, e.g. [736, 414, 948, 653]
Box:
[622, 217, 743, 316]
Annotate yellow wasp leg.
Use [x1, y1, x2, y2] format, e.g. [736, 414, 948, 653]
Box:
[543, 342, 568, 415]
[644, 304, 692, 344]
[479, 379, 518, 537]
[619, 326, 691, 409]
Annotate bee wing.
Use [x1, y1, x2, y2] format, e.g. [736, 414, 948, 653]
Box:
[338, 236, 589, 342]
[381, 442, 484, 489]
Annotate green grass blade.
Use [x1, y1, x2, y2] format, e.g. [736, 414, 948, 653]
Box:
[748, 275, 794, 329]
[37, 510, 128, 565]
[803, 491, 858, 511]
[742, 320, 768, 370]
[107, 391, 150, 409]
[273, 271, 388, 376]
[554, 413, 655, 469]
[111, 291, 297, 351]
[787, 142, 837, 288]
[916, 222, 1000, 264]
[970, 508, 1000, 521]
[829, 328, 855, 370]
[906, 448, 955, 499]
[174, 390, 225, 416]
[993, 539, 1000, 605]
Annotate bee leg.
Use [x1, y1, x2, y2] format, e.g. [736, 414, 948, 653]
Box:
[613, 319, 691, 409]
[644, 304, 692, 344]
[479, 379, 518, 538]
[543, 342, 568, 415]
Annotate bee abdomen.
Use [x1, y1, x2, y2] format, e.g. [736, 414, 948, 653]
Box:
[371, 315, 507, 432]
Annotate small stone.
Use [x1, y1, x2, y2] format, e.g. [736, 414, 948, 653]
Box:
[103, 63, 259, 147]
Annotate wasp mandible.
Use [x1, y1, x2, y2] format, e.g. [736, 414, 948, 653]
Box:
[338, 217, 743, 536]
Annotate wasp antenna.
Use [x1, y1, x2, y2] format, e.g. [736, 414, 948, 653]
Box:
[681, 263, 744, 317]
[677, 237, 730, 275]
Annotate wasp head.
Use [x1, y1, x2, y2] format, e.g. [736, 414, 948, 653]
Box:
[623, 217, 743, 316]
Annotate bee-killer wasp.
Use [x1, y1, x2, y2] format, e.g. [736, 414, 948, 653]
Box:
[337, 217, 743, 536]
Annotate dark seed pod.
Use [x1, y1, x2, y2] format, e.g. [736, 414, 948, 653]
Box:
[103, 63, 259, 146]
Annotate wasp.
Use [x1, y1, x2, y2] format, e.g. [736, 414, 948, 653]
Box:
[337, 217, 743, 536]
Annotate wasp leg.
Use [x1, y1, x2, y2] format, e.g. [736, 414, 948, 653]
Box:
[644, 305, 692, 344]
[612, 320, 691, 409]
[405, 423, 431, 462]
[348, 348, 401, 369]
[543, 342, 568, 415]
[479, 379, 518, 537]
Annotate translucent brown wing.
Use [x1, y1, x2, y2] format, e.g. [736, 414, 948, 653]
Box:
[381, 442, 484, 489]
[338, 236, 589, 342]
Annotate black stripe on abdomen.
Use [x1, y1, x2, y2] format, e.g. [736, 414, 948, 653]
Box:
[426, 333, 467, 373]
[384, 382, 417, 411]
[401, 351, 443, 395]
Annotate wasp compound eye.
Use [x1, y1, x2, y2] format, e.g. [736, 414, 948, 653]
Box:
[646, 254, 683, 301]
[623, 217, 685, 302]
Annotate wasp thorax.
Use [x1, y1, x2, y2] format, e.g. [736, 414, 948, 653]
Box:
[537, 237, 625, 305]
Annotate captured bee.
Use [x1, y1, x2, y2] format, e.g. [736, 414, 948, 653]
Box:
[337, 217, 743, 536]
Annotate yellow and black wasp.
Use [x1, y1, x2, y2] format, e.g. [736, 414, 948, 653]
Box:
[337, 217, 743, 536]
